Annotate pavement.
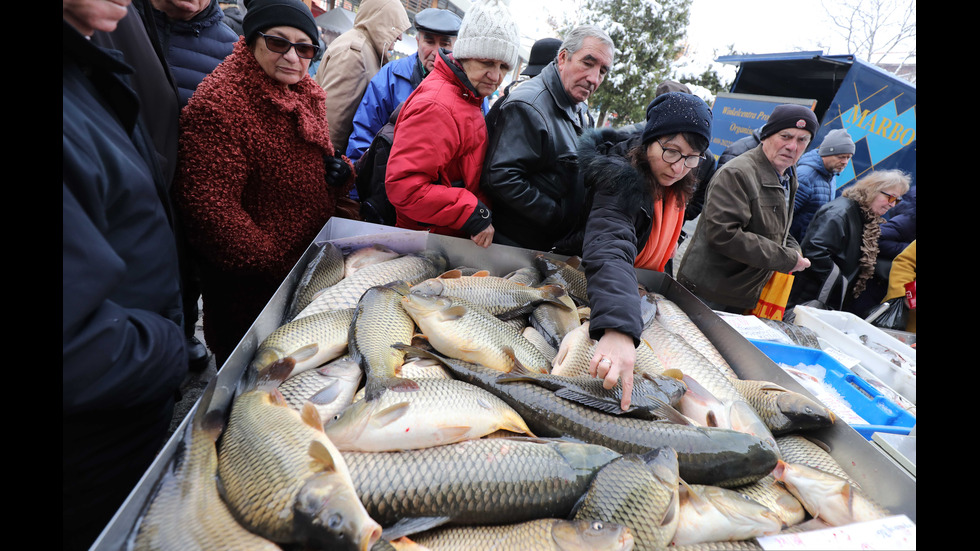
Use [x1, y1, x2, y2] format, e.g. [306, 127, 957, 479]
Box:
[168, 299, 218, 437]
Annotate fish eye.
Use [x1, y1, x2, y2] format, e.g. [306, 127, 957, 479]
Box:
[327, 513, 343, 530]
[591, 521, 604, 530]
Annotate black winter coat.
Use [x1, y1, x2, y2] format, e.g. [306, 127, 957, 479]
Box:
[577, 129, 657, 344]
[788, 196, 866, 310]
[482, 61, 593, 252]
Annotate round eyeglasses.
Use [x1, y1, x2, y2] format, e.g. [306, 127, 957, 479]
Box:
[657, 140, 704, 168]
[259, 32, 320, 59]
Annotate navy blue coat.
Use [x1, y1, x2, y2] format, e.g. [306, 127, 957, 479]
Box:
[791, 148, 836, 242]
[144, 0, 237, 107]
[63, 21, 187, 549]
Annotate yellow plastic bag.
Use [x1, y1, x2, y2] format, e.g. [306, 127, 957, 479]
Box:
[751, 272, 795, 321]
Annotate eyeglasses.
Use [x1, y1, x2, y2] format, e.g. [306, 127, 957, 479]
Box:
[259, 32, 320, 59]
[879, 191, 902, 205]
[657, 140, 704, 168]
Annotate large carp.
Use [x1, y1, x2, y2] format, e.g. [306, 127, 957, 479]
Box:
[343, 437, 621, 537]
[396, 345, 779, 487]
[410, 518, 635, 551]
[133, 382, 281, 550]
[217, 362, 382, 550]
[348, 281, 419, 400]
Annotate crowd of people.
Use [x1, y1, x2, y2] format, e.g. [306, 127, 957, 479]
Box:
[63, 0, 915, 547]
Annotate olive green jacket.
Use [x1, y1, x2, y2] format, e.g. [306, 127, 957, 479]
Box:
[677, 144, 802, 310]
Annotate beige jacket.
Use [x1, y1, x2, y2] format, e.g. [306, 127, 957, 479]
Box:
[315, 0, 410, 155]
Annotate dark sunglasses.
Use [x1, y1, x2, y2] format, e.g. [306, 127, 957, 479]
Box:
[259, 32, 320, 59]
[879, 191, 902, 205]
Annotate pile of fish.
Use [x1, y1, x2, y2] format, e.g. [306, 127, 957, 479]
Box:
[130, 242, 893, 551]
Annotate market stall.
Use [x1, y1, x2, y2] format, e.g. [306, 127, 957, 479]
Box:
[91, 218, 916, 550]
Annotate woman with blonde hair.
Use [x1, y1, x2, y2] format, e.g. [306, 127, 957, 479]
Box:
[788, 169, 911, 312]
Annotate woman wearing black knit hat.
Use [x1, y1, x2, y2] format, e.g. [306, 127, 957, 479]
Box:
[575, 92, 713, 409]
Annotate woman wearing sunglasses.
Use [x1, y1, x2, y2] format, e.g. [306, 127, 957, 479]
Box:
[787, 169, 911, 314]
[173, 0, 355, 365]
[573, 92, 713, 410]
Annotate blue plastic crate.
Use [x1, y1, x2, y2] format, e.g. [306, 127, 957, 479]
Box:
[748, 340, 915, 439]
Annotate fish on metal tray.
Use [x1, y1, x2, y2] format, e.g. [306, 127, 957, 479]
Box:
[344, 243, 402, 278]
[728, 474, 806, 528]
[400, 292, 551, 374]
[294, 250, 448, 320]
[348, 281, 420, 400]
[323, 377, 534, 451]
[728, 378, 835, 435]
[411, 269, 572, 321]
[342, 436, 621, 538]
[771, 460, 891, 527]
[775, 435, 858, 487]
[278, 356, 364, 421]
[648, 293, 739, 379]
[531, 292, 583, 351]
[395, 344, 779, 488]
[217, 360, 382, 550]
[410, 518, 635, 551]
[571, 449, 680, 551]
[287, 241, 346, 322]
[250, 307, 355, 380]
[133, 381, 282, 550]
[523, 325, 558, 363]
[672, 482, 782, 546]
[495, 363, 687, 420]
[534, 253, 589, 305]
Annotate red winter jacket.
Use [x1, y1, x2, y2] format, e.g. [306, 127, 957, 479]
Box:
[385, 52, 491, 237]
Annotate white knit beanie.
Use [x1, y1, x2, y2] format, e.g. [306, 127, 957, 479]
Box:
[451, 0, 520, 69]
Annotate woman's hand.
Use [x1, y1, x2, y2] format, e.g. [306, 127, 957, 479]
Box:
[470, 224, 494, 248]
[589, 329, 636, 410]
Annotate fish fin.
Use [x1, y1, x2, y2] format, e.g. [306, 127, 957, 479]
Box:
[500, 411, 536, 437]
[199, 408, 226, 443]
[301, 402, 325, 431]
[502, 345, 547, 374]
[472, 270, 491, 277]
[382, 517, 452, 541]
[662, 368, 686, 382]
[289, 343, 320, 364]
[384, 280, 413, 295]
[435, 425, 472, 441]
[566, 256, 583, 270]
[647, 396, 697, 425]
[255, 357, 296, 389]
[369, 402, 411, 428]
[388, 376, 421, 393]
[537, 284, 573, 310]
[439, 305, 467, 321]
[308, 379, 342, 405]
[307, 440, 338, 473]
[438, 269, 463, 279]
[553, 387, 627, 416]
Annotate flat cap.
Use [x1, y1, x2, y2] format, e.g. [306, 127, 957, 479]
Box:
[415, 8, 462, 36]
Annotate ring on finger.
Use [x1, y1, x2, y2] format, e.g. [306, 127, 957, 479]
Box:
[599, 357, 611, 365]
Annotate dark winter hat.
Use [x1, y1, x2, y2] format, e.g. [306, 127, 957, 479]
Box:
[642, 92, 713, 147]
[818, 128, 856, 156]
[760, 104, 819, 140]
[522, 37, 562, 76]
[242, 0, 318, 45]
[414, 8, 462, 37]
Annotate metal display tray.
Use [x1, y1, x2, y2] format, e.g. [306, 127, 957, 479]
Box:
[91, 218, 916, 549]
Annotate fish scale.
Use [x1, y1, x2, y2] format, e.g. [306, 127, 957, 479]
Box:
[348, 282, 418, 399]
[731, 474, 806, 528]
[288, 241, 346, 320]
[775, 435, 859, 487]
[649, 294, 740, 380]
[404, 346, 779, 488]
[573, 450, 681, 551]
[293, 252, 447, 321]
[411, 518, 634, 551]
[251, 308, 354, 378]
[344, 438, 621, 531]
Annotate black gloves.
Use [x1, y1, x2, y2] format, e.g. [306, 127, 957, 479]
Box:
[324, 153, 353, 187]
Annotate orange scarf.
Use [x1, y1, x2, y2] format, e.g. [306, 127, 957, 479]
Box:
[634, 196, 685, 272]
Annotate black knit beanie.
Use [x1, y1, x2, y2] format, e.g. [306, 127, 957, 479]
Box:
[243, 0, 318, 45]
[642, 92, 713, 147]
[760, 104, 819, 140]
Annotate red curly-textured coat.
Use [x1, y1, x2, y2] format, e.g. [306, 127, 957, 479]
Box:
[174, 38, 352, 362]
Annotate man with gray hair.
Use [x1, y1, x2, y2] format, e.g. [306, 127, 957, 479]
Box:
[482, 25, 614, 251]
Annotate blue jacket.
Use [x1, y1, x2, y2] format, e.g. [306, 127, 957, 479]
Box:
[145, 0, 237, 107]
[879, 186, 916, 260]
[346, 52, 490, 163]
[791, 148, 835, 242]
[63, 20, 188, 548]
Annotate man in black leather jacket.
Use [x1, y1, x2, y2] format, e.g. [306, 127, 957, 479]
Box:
[481, 25, 614, 252]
